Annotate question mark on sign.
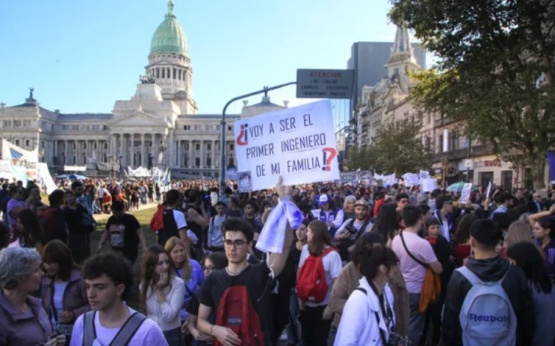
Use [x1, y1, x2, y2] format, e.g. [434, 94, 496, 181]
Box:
[322, 147, 337, 171]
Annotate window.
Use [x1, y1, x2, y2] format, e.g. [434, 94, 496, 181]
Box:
[72, 125, 79, 130]
[184, 143, 189, 150]
[195, 157, 200, 167]
[207, 143, 211, 150]
[15, 140, 20, 146]
[25, 140, 30, 146]
[84, 143, 87, 149]
[62, 125, 69, 130]
[104, 143, 108, 149]
[13, 120, 21, 128]
[94, 143, 97, 149]
[230, 144, 234, 150]
[227, 126, 232, 131]
[195, 144, 200, 150]
[206, 157, 212, 167]
[184, 125, 191, 130]
[51, 124, 55, 131]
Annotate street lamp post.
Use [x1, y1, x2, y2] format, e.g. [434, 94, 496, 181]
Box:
[219, 81, 296, 196]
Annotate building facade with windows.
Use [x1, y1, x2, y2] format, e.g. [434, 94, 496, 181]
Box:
[0, 1, 286, 179]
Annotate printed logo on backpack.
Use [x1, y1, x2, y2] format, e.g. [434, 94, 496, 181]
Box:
[457, 265, 516, 346]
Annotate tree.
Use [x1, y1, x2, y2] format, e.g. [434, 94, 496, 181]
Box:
[390, 0, 555, 188]
[347, 118, 433, 174]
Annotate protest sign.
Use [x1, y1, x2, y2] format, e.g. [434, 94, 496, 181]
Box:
[421, 178, 438, 192]
[235, 100, 339, 190]
[460, 183, 473, 204]
[419, 170, 430, 179]
[402, 173, 420, 187]
[485, 181, 492, 199]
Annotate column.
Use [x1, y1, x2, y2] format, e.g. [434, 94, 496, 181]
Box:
[141, 133, 145, 167]
[211, 141, 216, 169]
[188, 140, 193, 168]
[177, 140, 182, 167]
[168, 131, 174, 167]
[64, 140, 68, 164]
[200, 140, 205, 169]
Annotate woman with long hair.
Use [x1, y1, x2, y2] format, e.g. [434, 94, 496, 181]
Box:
[297, 220, 342, 346]
[505, 220, 544, 259]
[164, 237, 204, 342]
[452, 213, 478, 267]
[40, 240, 89, 341]
[530, 217, 555, 280]
[508, 242, 555, 346]
[335, 244, 400, 345]
[16, 208, 46, 252]
[140, 244, 185, 346]
[183, 252, 228, 345]
[371, 203, 399, 247]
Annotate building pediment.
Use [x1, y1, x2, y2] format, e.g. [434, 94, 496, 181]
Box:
[108, 111, 171, 128]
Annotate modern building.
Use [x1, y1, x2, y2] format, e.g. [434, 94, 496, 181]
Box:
[0, 0, 286, 179]
[347, 40, 426, 116]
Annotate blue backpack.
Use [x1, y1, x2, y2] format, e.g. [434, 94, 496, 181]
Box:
[457, 265, 516, 346]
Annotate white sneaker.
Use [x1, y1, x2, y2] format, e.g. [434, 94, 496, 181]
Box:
[279, 329, 288, 341]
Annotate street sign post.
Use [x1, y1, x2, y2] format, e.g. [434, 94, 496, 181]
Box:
[296, 69, 354, 99]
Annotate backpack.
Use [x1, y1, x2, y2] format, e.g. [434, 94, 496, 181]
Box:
[82, 310, 146, 346]
[214, 273, 265, 346]
[296, 247, 336, 303]
[149, 204, 166, 233]
[457, 265, 516, 346]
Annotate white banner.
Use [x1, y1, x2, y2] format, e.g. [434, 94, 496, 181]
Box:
[37, 162, 57, 194]
[234, 100, 339, 190]
[419, 170, 430, 179]
[402, 173, 420, 187]
[64, 165, 87, 172]
[421, 178, 438, 192]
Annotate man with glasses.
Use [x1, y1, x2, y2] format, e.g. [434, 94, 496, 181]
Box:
[197, 197, 297, 345]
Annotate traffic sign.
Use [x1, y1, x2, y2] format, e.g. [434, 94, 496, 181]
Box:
[296, 69, 354, 99]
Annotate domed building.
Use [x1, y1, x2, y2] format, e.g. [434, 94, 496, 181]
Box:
[0, 0, 286, 179]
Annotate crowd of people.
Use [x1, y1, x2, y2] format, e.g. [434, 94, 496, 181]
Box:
[1, 175, 555, 345]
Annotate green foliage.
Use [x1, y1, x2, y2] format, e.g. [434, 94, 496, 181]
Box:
[347, 118, 433, 174]
[390, 0, 555, 187]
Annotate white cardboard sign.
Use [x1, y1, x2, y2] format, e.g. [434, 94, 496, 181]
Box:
[234, 100, 339, 190]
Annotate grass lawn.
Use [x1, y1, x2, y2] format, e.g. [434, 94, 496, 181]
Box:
[91, 206, 159, 311]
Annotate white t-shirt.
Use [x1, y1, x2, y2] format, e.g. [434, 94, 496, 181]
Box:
[50, 281, 69, 327]
[70, 307, 168, 346]
[142, 276, 185, 331]
[298, 244, 343, 307]
[391, 231, 438, 294]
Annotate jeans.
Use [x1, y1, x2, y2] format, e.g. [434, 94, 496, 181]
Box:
[287, 291, 303, 345]
[163, 327, 181, 346]
[408, 293, 425, 345]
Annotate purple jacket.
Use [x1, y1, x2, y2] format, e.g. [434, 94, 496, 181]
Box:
[39, 269, 90, 324]
[0, 293, 53, 345]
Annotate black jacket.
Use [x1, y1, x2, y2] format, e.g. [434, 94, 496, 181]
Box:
[441, 256, 535, 346]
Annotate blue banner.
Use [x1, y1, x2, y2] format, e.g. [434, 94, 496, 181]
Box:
[548, 151, 555, 182]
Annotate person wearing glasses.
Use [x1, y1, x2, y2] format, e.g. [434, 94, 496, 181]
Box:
[183, 252, 227, 345]
[197, 179, 298, 346]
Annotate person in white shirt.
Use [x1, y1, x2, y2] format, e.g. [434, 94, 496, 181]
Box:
[335, 244, 399, 346]
[298, 220, 343, 346]
[70, 253, 168, 346]
[140, 245, 185, 346]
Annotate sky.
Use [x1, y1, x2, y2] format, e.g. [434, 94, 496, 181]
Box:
[0, 0, 416, 118]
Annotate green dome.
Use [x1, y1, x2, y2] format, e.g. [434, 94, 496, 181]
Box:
[150, 0, 188, 56]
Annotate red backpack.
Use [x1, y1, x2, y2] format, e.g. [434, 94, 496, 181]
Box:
[214, 285, 264, 346]
[296, 247, 336, 303]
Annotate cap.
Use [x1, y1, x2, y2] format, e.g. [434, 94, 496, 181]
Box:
[354, 198, 369, 209]
[318, 194, 329, 205]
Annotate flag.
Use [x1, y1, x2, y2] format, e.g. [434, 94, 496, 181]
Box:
[548, 151, 555, 183]
[10, 148, 23, 160]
